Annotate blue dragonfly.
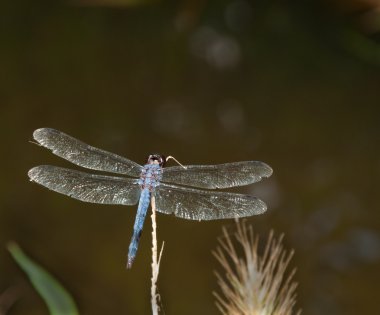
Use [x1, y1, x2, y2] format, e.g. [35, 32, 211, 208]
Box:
[28, 128, 273, 268]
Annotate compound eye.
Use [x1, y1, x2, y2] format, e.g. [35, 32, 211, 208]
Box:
[147, 154, 166, 166]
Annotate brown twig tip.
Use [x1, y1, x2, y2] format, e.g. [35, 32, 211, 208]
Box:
[214, 220, 300, 315]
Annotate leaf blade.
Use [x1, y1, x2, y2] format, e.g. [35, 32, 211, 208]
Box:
[8, 242, 79, 315]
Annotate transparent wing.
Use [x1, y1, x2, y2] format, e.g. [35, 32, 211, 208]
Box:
[33, 128, 142, 177]
[28, 165, 141, 205]
[162, 161, 272, 189]
[154, 183, 267, 221]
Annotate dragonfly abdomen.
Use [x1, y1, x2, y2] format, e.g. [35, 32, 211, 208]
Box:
[127, 188, 151, 268]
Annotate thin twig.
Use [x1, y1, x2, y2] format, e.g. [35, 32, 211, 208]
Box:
[151, 196, 164, 315]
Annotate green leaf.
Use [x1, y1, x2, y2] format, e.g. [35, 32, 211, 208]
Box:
[8, 242, 79, 315]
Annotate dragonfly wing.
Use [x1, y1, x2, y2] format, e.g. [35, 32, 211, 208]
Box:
[28, 165, 141, 205]
[154, 183, 267, 221]
[161, 161, 272, 189]
[33, 128, 143, 177]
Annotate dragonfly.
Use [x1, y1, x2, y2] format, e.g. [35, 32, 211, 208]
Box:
[28, 128, 273, 268]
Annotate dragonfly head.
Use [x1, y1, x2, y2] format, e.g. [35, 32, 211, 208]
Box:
[147, 154, 166, 167]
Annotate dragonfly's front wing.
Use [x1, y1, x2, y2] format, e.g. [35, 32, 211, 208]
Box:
[28, 165, 141, 205]
[154, 183, 267, 221]
[161, 161, 273, 189]
[33, 128, 143, 176]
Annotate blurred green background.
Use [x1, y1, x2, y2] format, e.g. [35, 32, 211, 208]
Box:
[1, 0, 379, 314]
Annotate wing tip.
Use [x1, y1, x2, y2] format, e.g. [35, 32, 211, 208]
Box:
[28, 166, 39, 180]
[260, 162, 273, 178]
[257, 205, 267, 215]
[247, 160, 273, 179]
[259, 199, 268, 214]
[28, 165, 50, 181]
[248, 197, 268, 216]
[33, 128, 57, 142]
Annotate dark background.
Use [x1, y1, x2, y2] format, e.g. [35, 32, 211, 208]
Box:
[1, 0, 379, 314]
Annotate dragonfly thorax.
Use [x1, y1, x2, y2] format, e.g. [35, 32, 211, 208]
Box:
[138, 164, 163, 191]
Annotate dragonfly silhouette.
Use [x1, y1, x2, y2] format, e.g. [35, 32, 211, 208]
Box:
[28, 128, 273, 268]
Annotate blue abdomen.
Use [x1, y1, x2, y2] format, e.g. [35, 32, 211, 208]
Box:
[127, 188, 151, 268]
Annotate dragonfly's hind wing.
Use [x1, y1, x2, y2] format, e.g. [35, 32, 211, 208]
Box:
[154, 183, 267, 221]
[28, 165, 141, 205]
[162, 161, 272, 189]
[33, 128, 142, 177]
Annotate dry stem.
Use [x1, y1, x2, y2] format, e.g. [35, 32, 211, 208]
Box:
[151, 196, 164, 315]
